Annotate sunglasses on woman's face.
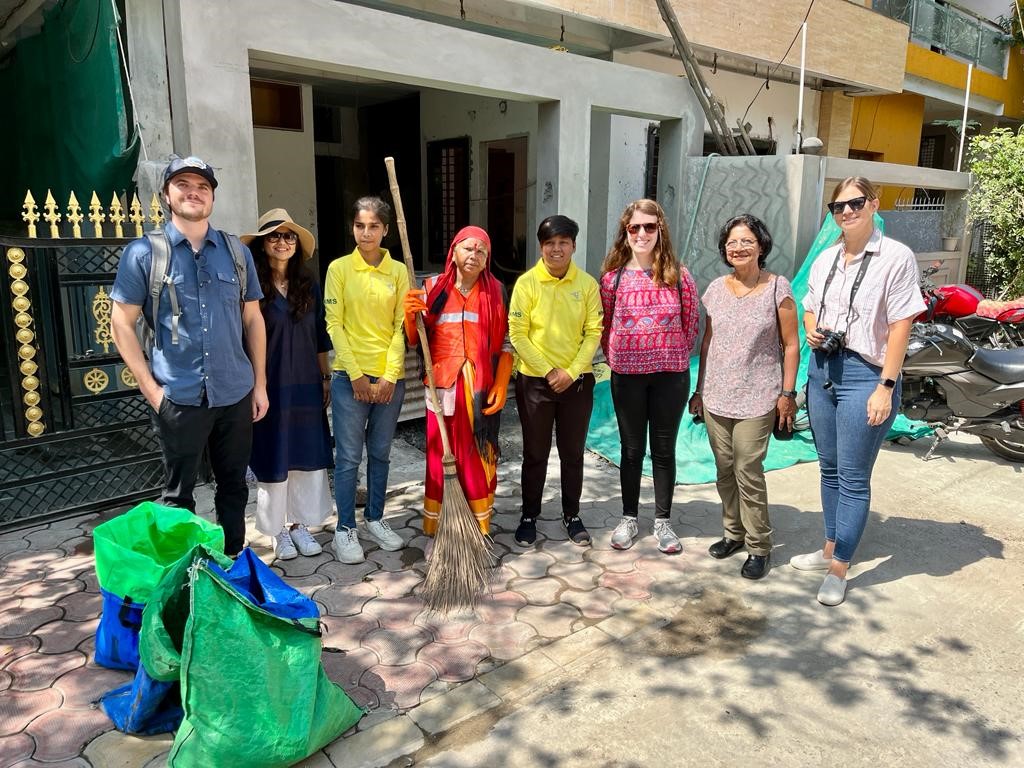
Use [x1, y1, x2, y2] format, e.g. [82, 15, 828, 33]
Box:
[626, 222, 659, 235]
[827, 196, 868, 215]
[266, 231, 298, 243]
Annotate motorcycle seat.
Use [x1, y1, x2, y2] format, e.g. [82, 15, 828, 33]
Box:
[969, 345, 1024, 385]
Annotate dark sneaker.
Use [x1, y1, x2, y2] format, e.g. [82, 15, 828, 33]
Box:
[563, 516, 591, 546]
[515, 517, 537, 546]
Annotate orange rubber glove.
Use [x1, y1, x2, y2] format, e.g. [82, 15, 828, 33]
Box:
[403, 289, 428, 345]
[483, 351, 513, 415]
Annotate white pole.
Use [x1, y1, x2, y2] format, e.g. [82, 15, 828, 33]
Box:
[956, 62, 973, 173]
[796, 21, 807, 153]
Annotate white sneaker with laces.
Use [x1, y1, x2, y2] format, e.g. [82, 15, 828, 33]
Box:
[333, 527, 365, 564]
[289, 524, 322, 557]
[653, 519, 682, 554]
[610, 517, 639, 550]
[363, 519, 404, 551]
[273, 528, 298, 561]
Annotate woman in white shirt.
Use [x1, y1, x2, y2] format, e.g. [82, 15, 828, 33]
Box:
[793, 177, 925, 606]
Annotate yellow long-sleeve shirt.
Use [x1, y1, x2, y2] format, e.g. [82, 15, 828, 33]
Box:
[508, 259, 603, 380]
[324, 247, 409, 382]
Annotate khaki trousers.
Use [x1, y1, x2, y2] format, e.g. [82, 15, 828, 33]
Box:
[704, 409, 775, 555]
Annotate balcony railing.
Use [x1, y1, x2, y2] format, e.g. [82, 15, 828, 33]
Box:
[873, 0, 1013, 74]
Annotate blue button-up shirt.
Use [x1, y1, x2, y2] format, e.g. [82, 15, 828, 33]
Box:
[111, 220, 263, 407]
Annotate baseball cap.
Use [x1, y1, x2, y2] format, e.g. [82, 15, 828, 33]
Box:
[163, 155, 218, 189]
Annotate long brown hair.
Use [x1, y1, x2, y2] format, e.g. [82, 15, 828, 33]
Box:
[601, 199, 680, 287]
[253, 236, 315, 320]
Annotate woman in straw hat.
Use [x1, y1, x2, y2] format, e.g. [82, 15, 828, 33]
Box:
[241, 209, 333, 562]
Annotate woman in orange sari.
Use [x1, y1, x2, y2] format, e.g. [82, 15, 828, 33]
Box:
[403, 226, 513, 536]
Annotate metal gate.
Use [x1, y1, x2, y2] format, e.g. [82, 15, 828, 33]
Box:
[0, 191, 166, 527]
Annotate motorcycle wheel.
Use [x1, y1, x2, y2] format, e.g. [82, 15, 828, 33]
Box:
[980, 435, 1024, 462]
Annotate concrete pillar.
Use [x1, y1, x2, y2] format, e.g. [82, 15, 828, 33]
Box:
[817, 92, 854, 158]
[657, 118, 686, 259]
[587, 112, 612, 275]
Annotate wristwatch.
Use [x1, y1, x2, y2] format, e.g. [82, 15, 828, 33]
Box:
[780, 389, 797, 398]
[879, 377, 897, 389]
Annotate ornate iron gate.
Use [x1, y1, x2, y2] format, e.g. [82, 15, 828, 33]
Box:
[0, 191, 167, 527]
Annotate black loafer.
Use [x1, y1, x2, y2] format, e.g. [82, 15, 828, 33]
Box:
[741, 553, 770, 580]
[708, 537, 745, 559]
[515, 517, 537, 546]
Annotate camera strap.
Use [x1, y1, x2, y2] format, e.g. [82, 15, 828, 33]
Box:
[816, 237, 880, 333]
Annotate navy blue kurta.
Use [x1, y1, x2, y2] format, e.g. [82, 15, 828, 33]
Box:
[249, 281, 333, 482]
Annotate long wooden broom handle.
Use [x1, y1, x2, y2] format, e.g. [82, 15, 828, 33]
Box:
[384, 157, 455, 457]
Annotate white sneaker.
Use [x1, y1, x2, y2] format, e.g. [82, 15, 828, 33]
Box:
[333, 527, 365, 564]
[652, 519, 682, 554]
[289, 524, 322, 557]
[610, 517, 639, 550]
[363, 519, 404, 552]
[790, 550, 831, 571]
[273, 528, 298, 561]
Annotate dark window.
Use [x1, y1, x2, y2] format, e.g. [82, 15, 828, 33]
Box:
[426, 138, 470, 265]
[251, 80, 303, 131]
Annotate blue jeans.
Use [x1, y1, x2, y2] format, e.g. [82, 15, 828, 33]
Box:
[806, 350, 900, 563]
[331, 373, 405, 529]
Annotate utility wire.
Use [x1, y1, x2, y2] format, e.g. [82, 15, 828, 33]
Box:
[740, 0, 816, 126]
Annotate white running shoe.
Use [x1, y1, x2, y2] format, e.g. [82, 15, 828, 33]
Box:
[333, 527, 365, 564]
[273, 528, 298, 561]
[289, 524, 322, 557]
[790, 550, 831, 571]
[364, 519, 404, 551]
[653, 519, 682, 554]
[610, 517, 639, 550]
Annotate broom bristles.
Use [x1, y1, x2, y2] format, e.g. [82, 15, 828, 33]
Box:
[422, 455, 493, 614]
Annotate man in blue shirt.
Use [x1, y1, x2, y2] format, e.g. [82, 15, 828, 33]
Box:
[110, 156, 268, 556]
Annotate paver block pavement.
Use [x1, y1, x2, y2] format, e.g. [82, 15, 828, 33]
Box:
[362, 626, 432, 666]
[362, 595, 426, 629]
[516, 602, 582, 639]
[325, 713, 424, 768]
[7, 650, 84, 691]
[468, 621, 538, 661]
[504, 551, 556, 579]
[321, 647, 380, 689]
[547, 561, 604, 591]
[321, 613, 380, 651]
[55, 591, 102, 622]
[359, 660, 438, 710]
[0, 688, 62, 736]
[24, 707, 111, 762]
[54, 665, 131, 709]
[541, 625, 613, 666]
[365, 569, 422, 599]
[475, 589, 527, 624]
[598, 569, 655, 600]
[82, 729, 172, 768]
[477, 648, 559, 698]
[34, 618, 99, 655]
[1, 637, 42, 668]
[316, 581, 379, 617]
[407, 679, 501, 736]
[0, 607, 62, 639]
[316, 559, 378, 586]
[0, 733, 34, 765]
[417, 639, 490, 682]
[560, 587, 620, 619]
[416, 611, 477, 644]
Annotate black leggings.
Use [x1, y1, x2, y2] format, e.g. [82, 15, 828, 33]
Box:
[610, 370, 689, 519]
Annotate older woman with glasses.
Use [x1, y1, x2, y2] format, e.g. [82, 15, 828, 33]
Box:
[794, 177, 924, 605]
[689, 214, 799, 580]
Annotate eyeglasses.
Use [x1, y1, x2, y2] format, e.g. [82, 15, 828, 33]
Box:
[827, 196, 868, 215]
[626, 222, 659, 235]
[266, 231, 298, 244]
[725, 238, 757, 250]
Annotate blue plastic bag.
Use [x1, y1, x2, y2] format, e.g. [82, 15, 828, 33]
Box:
[94, 589, 144, 671]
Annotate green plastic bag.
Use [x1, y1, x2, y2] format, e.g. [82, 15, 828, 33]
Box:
[93, 502, 225, 602]
[167, 556, 362, 767]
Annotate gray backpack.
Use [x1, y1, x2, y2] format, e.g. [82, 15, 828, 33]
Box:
[136, 229, 248, 355]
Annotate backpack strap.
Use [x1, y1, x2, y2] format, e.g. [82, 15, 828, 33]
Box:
[221, 231, 248, 308]
[144, 231, 177, 349]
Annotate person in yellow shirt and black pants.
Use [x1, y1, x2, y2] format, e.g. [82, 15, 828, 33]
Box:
[509, 215, 603, 547]
[324, 196, 410, 564]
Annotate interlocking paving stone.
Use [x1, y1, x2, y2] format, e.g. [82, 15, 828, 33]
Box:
[490, 531, 525, 553]
[82, 729, 173, 768]
[275, 550, 334, 578]
[15, 577, 83, 604]
[0, 669, 11, 691]
[361, 626, 432, 666]
[507, 576, 562, 606]
[322, 646, 380, 691]
[8, 650, 85, 692]
[0, 607, 63, 639]
[559, 587, 622, 619]
[1, 637, 42, 669]
[534, 518, 570, 542]
[34, 619, 99, 655]
[0, 550, 64, 572]
[279, 573, 330, 597]
[23, 529, 83, 552]
[11, 759, 92, 767]
[354, 706, 397, 732]
[365, 569, 423, 599]
[598, 569, 655, 600]
[324, 713, 424, 768]
[547, 560, 604, 591]
[475, 589, 527, 625]
[76, 571, 100, 593]
[635, 553, 689, 579]
[417, 639, 490, 682]
[362, 595, 426, 628]
[0, 688, 63, 737]
[360, 661, 437, 711]
[468, 621, 538, 661]
[55, 665, 131, 709]
[486, 564, 515, 592]
[539, 539, 589, 564]
[0, 733, 34, 765]
[321, 613, 380, 651]
[503, 550, 556, 579]
[288, 750, 334, 768]
[0, 538, 29, 557]
[315, 559, 378, 586]
[54, 592, 102, 623]
[540, 625, 612, 666]
[315, 581, 379, 617]
[57, 537, 92, 558]
[25, 708, 112, 762]
[364, 547, 412, 571]
[344, 685, 380, 711]
[476, 647, 560, 698]
[407, 679, 501, 735]
[585, 547, 644, 572]
[415, 610, 478, 644]
[516, 603, 582, 639]
[0, 571, 49, 595]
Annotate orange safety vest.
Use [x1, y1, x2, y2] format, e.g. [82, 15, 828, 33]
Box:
[424, 275, 484, 389]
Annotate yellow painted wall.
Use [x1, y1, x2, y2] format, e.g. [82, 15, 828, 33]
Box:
[906, 43, 1024, 120]
[849, 93, 926, 209]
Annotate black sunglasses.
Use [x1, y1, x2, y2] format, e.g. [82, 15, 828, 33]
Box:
[626, 222, 659, 235]
[827, 196, 868, 215]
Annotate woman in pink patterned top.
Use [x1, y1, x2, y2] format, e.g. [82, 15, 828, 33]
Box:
[600, 199, 700, 554]
[689, 214, 800, 581]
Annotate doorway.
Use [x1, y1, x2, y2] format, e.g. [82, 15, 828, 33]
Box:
[482, 137, 528, 289]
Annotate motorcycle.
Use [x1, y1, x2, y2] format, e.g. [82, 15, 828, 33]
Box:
[917, 264, 1024, 348]
[901, 322, 1024, 462]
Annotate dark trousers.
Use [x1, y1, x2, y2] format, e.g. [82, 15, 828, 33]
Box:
[151, 393, 253, 556]
[516, 373, 595, 521]
[610, 370, 689, 519]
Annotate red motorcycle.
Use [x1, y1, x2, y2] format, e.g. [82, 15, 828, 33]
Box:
[917, 264, 1024, 348]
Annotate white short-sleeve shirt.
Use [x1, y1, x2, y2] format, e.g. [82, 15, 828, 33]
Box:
[802, 229, 926, 367]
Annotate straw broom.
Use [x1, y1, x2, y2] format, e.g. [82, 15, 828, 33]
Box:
[385, 157, 492, 613]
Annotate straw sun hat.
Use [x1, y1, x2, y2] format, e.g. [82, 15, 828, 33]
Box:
[241, 208, 316, 260]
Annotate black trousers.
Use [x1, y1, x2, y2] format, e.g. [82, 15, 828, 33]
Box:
[516, 373, 595, 521]
[151, 393, 253, 556]
[610, 370, 689, 519]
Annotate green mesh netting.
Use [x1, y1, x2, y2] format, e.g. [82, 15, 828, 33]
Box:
[586, 213, 930, 485]
[0, 0, 138, 232]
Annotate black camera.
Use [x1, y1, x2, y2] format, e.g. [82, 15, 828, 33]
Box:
[816, 328, 846, 356]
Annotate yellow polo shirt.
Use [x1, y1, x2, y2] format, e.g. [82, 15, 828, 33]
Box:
[324, 247, 409, 382]
[508, 259, 602, 380]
